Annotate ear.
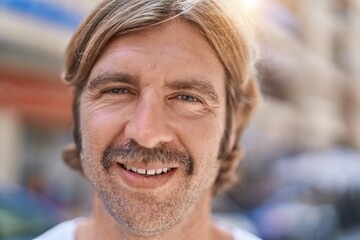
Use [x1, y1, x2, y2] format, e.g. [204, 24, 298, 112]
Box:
[69, 85, 77, 95]
[62, 144, 84, 175]
[228, 113, 239, 151]
[230, 78, 261, 151]
[62, 86, 85, 176]
[229, 101, 248, 150]
[66, 85, 78, 114]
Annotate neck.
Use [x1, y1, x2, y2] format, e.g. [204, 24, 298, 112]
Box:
[76, 190, 230, 240]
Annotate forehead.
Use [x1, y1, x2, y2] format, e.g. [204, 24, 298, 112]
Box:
[90, 19, 226, 87]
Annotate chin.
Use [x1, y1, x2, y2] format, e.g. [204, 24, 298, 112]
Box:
[108, 205, 182, 237]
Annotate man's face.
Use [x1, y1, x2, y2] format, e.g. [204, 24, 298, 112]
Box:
[79, 19, 227, 235]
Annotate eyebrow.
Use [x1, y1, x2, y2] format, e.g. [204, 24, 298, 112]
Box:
[87, 72, 138, 91]
[165, 79, 219, 102]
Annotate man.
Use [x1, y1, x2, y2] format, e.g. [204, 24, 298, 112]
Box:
[35, 0, 260, 239]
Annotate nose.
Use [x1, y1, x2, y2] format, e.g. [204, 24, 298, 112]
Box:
[124, 92, 173, 148]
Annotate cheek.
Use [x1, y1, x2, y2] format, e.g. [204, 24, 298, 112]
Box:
[178, 112, 225, 186]
[177, 115, 224, 175]
[80, 104, 128, 156]
[179, 112, 225, 154]
[79, 105, 129, 182]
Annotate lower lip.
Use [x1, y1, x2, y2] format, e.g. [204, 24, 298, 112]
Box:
[116, 163, 177, 189]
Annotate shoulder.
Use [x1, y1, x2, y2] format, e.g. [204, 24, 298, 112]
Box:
[33, 218, 84, 240]
[214, 218, 262, 240]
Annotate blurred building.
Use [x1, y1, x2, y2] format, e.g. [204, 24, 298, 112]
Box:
[250, 0, 360, 154]
[236, 0, 360, 188]
[231, 0, 360, 239]
[0, 0, 96, 216]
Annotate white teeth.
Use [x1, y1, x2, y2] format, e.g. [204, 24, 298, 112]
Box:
[146, 169, 156, 175]
[137, 169, 146, 174]
[121, 164, 172, 176]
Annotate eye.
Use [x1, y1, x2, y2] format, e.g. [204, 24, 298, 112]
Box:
[177, 94, 201, 103]
[106, 88, 129, 94]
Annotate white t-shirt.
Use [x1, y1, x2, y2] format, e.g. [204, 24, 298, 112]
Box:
[33, 218, 261, 240]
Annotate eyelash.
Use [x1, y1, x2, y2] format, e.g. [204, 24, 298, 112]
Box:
[103, 87, 132, 95]
[176, 94, 201, 103]
[109, 88, 129, 94]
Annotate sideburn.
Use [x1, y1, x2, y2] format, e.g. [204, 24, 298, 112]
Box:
[73, 84, 85, 153]
[217, 81, 235, 161]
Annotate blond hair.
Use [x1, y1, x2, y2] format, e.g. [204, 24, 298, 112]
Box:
[63, 0, 260, 194]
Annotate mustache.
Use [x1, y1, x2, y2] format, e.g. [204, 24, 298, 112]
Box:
[102, 140, 194, 176]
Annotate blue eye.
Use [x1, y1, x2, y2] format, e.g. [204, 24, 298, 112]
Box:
[177, 94, 200, 102]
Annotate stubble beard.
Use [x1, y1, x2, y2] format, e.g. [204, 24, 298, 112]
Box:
[81, 140, 216, 237]
[98, 174, 203, 236]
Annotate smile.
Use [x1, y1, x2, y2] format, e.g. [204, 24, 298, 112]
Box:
[118, 163, 175, 176]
